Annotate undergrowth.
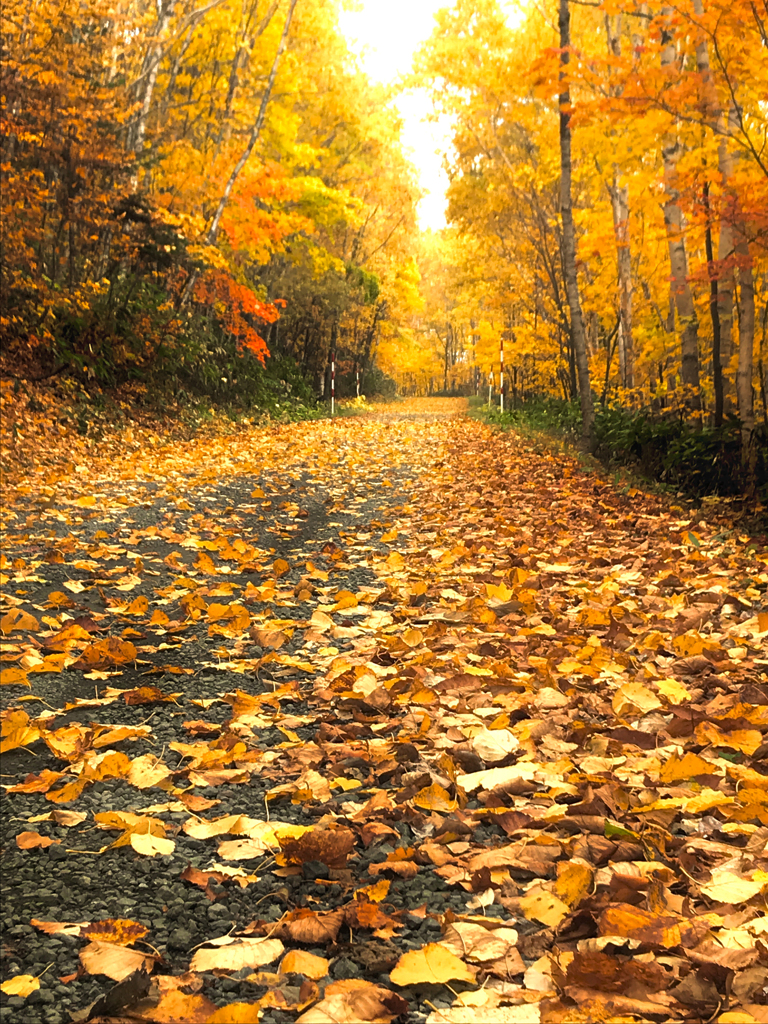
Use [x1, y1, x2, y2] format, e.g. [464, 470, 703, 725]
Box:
[470, 394, 768, 501]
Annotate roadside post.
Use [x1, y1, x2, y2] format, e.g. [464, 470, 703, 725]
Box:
[356, 368, 360, 398]
[331, 351, 335, 416]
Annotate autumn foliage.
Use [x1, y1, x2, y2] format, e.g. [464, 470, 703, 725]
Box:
[0, 0, 421, 397]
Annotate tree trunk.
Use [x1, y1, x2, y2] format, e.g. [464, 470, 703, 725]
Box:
[129, 1, 173, 157]
[206, 0, 299, 244]
[660, 7, 701, 402]
[693, 0, 755, 480]
[604, 15, 634, 389]
[177, 0, 298, 308]
[559, 0, 594, 449]
[702, 183, 724, 426]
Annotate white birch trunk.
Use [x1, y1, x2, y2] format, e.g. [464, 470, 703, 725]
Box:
[660, 7, 701, 397]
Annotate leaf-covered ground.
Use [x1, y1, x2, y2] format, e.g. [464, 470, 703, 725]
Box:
[1, 398, 767, 1024]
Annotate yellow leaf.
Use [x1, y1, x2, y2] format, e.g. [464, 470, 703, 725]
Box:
[390, 943, 476, 986]
[310, 609, 333, 631]
[403, 628, 424, 648]
[412, 783, 457, 813]
[0, 609, 39, 633]
[695, 722, 762, 755]
[672, 631, 716, 657]
[654, 678, 691, 704]
[699, 870, 766, 904]
[0, 975, 40, 998]
[124, 596, 148, 616]
[75, 495, 96, 507]
[555, 859, 593, 908]
[355, 879, 391, 903]
[280, 950, 329, 979]
[0, 666, 30, 687]
[659, 752, 715, 782]
[518, 888, 570, 927]
[612, 682, 663, 717]
[130, 832, 175, 857]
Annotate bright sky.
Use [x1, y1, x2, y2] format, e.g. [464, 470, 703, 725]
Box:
[338, 0, 456, 232]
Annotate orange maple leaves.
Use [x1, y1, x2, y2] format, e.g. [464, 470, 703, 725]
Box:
[194, 271, 282, 363]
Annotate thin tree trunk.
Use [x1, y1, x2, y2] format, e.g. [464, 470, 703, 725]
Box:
[559, 0, 594, 449]
[702, 182, 723, 426]
[660, 7, 701, 403]
[207, 0, 298, 242]
[693, 0, 755, 481]
[129, 0, 173, 157]
[178, 0, 298, 308]
[604, 15, 634, 389]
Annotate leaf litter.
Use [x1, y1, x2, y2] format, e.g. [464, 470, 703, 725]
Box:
[1, 398, 767, 1023]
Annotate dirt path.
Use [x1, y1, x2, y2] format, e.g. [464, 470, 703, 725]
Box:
[1, 400, 766, 1024]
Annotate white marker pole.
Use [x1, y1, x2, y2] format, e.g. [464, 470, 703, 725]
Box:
[488, 371, 493, 409]
[499, 336, 504, 415]
[331, 351, 335, 416]
[356, 368, 360, 398]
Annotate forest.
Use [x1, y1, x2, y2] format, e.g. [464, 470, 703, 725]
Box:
[1, 0, 767, 496]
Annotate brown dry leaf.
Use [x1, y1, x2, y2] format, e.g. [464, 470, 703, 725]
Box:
[80, 940, 155, 981]
[297, 980, 408, 1024]
[271, 907, 346, 944]
[280, 949, 330, 979]
[598, 904, 692, 948]
[279, 826, 355, 869]
[390, 943, 477, 986]
[71, 638, 137, 670]
[190, 938, 285, 973]
[250, 627, 287, 649]
[122, 685, 178, 705]
[82, 920, 150, 946]
[440, 922, 522, 969]
[16, 830, 60, 849]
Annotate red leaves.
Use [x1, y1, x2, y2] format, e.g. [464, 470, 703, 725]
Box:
[194, 271, 280, 365]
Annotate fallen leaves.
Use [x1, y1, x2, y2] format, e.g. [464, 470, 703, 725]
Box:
[71, 638, 137, 670]
[296, 980, 408, 1024]
[1, 405, 767, 1024]
[0, 974, 41, 998]
[190, 937, 285, 972]
[390, 943, 477, 985]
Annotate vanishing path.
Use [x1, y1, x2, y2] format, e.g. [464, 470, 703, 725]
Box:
[1, 399, 766, 1023]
